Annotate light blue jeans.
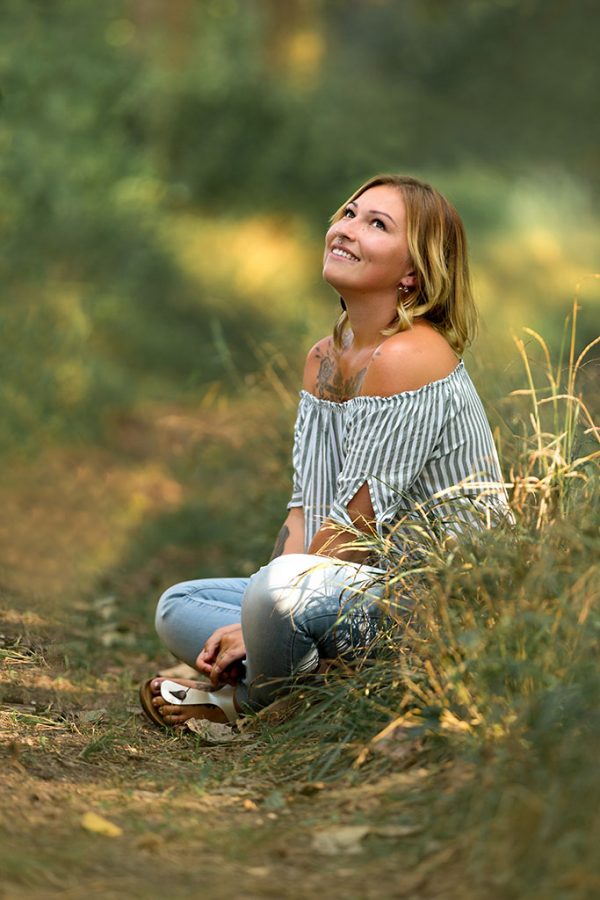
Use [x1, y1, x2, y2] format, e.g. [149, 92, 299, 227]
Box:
[155, 553, 386, 710]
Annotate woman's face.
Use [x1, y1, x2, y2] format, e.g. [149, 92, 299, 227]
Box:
[322, 184, 413, 295]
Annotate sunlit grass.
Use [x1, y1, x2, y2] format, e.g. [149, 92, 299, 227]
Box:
[239, 306, 599, 896]
[0, 295, 597, 898]
[508, 300, 599, 527]
[160, 210, 328, 324]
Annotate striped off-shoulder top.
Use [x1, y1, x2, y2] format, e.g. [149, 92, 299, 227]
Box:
[287, 360, 511, 553]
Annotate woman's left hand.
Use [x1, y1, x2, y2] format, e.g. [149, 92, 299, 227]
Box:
[195, 624, 246, 687]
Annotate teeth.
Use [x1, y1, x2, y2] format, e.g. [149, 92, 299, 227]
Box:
[332, 247, 358, 261]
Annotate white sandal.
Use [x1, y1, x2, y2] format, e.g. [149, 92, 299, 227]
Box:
[159, 679, 238, 723]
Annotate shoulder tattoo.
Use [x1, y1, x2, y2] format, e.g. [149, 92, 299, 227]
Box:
[314, 342, 366, 402]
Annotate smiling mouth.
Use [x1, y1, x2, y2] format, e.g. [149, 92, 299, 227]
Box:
[330, 246, 359, 262]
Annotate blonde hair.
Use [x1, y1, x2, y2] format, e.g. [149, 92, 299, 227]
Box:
[331, 174, 477, 355]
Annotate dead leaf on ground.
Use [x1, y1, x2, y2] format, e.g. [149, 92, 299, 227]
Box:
[313, 822, 422, 856]
[245, 866, 270, 877]
[81, 811, 123, 837]
[295, 781, 326, 796]
[313, 825, 370, 855]
[374, 824, 423, 838]
[77, 708, 107, 724]
[185, 717, 250, 744]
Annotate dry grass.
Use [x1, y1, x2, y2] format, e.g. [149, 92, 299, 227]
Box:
[0, 305, 598, 899]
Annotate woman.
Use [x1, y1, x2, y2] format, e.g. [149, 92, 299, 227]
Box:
[139, 174, 510, 728]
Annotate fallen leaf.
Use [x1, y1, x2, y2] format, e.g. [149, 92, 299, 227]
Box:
[78, 708, 107, 724]
[296, 781, 326, 796]
[81, 811, 123, 837]
[243, 799, 258, 811]
[92, 595, 116, 610]
[185, 718, 252, 744]
[313, 825, 370, 855]
[372, 824, 423, 838]
[184, 718, 239, 743]
[99, 631, 121, 648]
[312, 822, 422, 856]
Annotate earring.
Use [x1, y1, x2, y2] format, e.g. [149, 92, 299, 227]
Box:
[398, 284, 411, 295]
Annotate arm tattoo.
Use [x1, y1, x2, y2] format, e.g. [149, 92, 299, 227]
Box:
[269, 524, 289, 561]
[314, 341, 366, 401]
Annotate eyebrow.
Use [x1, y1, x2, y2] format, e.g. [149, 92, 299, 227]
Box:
[348, 200, 396, 225]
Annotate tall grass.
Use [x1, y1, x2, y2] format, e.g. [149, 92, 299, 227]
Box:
[248, 306, 599, 897]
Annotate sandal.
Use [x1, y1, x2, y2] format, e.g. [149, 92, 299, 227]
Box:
[139, 678, 238, 728]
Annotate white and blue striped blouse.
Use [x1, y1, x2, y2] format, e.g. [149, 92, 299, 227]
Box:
[287, 360, 511, 552]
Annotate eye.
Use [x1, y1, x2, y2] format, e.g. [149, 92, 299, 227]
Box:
[372, 218, 386, 230]
[342, 206, 355, 218]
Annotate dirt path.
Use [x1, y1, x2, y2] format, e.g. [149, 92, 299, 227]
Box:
[0, 602, 469, 900]
[0, 428, 468, 899]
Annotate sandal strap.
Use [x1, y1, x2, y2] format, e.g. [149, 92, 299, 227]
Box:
[160, 679, 237, 723]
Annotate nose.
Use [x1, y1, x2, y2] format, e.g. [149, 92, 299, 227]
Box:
[330, 217, 355, 243]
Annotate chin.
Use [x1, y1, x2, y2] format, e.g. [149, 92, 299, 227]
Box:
[322, 265, 347, 292]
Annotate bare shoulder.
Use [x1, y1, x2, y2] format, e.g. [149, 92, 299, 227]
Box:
[302, 336, 334, 392]
[361, 324, 459, 397]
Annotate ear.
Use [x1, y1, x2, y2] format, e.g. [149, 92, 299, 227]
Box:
[399, 272, 417, 289]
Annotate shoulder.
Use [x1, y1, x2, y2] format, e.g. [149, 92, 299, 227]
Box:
[361, 324, 459, 397]
[302, 336, 334, 391]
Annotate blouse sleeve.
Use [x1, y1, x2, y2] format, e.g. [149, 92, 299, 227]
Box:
[328, 385, 449, 534]
[287, 398, 307, 509]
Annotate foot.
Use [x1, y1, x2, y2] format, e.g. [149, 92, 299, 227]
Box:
[150, 677, 230, 727]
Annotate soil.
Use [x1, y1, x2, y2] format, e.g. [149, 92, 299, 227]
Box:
[0, 440, 469, 900]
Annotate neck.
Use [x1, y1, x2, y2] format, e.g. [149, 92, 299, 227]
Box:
[341, 290, 398, 351]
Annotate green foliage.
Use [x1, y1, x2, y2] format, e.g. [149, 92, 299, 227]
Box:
[1, 0, 598, 459]
[0, 6, 598, 897]
[246, 484, 599, 896]
[0, 2, 302, 456]
[238, 327, 600, 898]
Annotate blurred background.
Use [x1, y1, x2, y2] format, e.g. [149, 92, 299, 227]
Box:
[0, 0, 598, 643]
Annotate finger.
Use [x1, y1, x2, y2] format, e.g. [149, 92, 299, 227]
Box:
[209, 655, 228, 686]
[202, 635, 221, 661]
[211, 648, 241, 676]
[210, 655, 240, 688]
[195, 650, 212, 671]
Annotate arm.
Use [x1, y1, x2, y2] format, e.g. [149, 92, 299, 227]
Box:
[270, 506, 305, 560]
[308, 483, 377, 562]
[267, 340, 330, 562]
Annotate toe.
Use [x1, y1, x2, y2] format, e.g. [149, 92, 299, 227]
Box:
[161, 708, 185, 726]
[158, 703, 179, 719]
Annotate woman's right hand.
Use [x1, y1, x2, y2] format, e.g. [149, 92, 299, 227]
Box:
[195, 624, 246, 687]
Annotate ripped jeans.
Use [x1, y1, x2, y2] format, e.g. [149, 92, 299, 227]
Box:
[155, 553, 386, 711]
